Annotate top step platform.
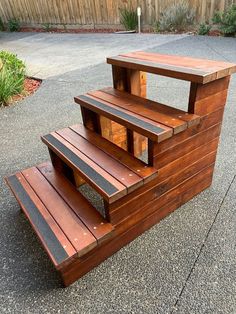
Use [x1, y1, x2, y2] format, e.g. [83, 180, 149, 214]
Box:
[107, 51, 236, 84]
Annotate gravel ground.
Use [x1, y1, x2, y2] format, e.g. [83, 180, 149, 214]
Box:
[0, 33, 236, 314]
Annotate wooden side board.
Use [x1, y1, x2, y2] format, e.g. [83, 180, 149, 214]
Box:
[60, 164, 214, 286]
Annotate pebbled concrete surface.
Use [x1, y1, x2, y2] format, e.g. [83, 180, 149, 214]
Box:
[0, 33, 236, 314]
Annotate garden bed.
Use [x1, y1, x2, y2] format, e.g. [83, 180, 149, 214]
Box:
[10, 77, 41, 105]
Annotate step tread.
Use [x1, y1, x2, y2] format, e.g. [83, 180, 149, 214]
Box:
[96, 87, 200, 128]
[74, 94, 173, 142]
[70, 124, 157, 183]
[42, 126, 157, 202]
[107, 52, 236, 84]
[42, 132, 127, 203]
[6, 165, 114, 269]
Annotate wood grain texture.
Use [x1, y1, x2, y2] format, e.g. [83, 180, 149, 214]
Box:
[108, 52, 236, 83]
[61, 165, 214, 286]
[42, 132, 127, 203]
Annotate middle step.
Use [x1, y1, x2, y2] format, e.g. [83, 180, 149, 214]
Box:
[42, 124, 157, 204]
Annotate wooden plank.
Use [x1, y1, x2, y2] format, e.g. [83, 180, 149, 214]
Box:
[122, 51, 235, 73]
[74, 94, 173, 142]
[6, 173, 76, 268]
[153, 107, 225, 155]
[21, 167, 98, 257]
[110, 152, 216, 224]
[37, 162, 114, 244]
[101, 87, 201, 127]
[56, 127, 143, 193]
[70, 124, 157, 182]
[89, 89, 188, 134]
[108, 135, 219, 214]
[107, 54, 236, 84]
[188, 76, 230, 115]
[61, 166, 213, 286]
[42, 132, 127, 203]
[107, 56, 213, 84]
[154, 123, 221, 168]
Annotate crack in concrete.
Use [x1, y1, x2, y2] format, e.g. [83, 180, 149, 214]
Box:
[171, 174, 236, 313]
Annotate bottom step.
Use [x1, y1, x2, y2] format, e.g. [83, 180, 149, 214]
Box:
[5, 162, 114, 270]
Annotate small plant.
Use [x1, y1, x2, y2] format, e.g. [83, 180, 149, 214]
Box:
[198, 23, 211, 35]
[158, 1, 195, 32]
[119, 6, 138, 31]
[212, 4, 236, 36]
[0, 51, 26, 106]
[0, 17, 4, 31]
[8, 18, 20, 32]
[42, 23, 52, 32]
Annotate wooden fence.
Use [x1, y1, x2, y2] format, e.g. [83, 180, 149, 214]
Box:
[0, 0, 236, 29]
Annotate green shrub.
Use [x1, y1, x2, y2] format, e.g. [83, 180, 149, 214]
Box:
[212, 4, 236, 36]
[8, 18, 20, 32]
[0, 51, 26, 106]
[0, 17, 4, 31]
[198, 23, 211, 35]
[158, 1, 195, 32]
[42, 23, 52, 32]
[119, 6, 138, 31]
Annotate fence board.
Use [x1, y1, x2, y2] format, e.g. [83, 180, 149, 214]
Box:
[0, 0, 236, 29]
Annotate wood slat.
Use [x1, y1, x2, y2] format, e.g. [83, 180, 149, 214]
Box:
[21, 167, 98, 256]
[101, 87, 201, 128]
[70, 124, 157, 182]
[6, 173, 76, 268]
[42, 132, 127, 203]
[37, 162, 114, 243]
[74, 94, 173, 142]
[56, 127, 143, 193]
[107, 53, 236, 84]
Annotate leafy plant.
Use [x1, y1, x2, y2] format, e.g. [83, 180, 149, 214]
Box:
[119, 6, 138, 31]
[212, 4, 236, 36]
[42, 23, 52, 32]
[0, 17, 4, 31]
[8, 18, 20, 32]
[0, 51, 26, 106]
[158, 1, 195, 32]
[198, 23, 211, 35]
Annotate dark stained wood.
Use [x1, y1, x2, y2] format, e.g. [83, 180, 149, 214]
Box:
[6, 51, 235, 286]
[42, 132, 127, 203]
[70, 124, 157, 182]
[5, 173, 76, 269]
[74, 94, 173, 142]
[56, 127, 143, 193]
[37, 162, 114, 243]
[101, 87, 201, 127]
[109, 152, 217, 224]
[61, 165, 214, 286]
[108, 52, 236, 84]
[88, 89, 188, 134]
[21, 167, 98, 256]
[80, 107, 101, 133]
[154, 123, 221, 168]
[188, 76, 230, 115]
[153, 108, 225, 156]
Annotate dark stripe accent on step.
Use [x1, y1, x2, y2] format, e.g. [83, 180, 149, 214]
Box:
[79, 95, 165, 136]
[44, 134, 119, 196]
[7, 175, 69, 265]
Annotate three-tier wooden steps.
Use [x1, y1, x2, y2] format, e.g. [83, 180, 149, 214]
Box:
[5, 52, 236, 286]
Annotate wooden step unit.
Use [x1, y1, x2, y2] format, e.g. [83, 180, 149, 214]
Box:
[6, 163, 114, 270]
[42, 124, 157, 204]
[5, 52, 236, 286]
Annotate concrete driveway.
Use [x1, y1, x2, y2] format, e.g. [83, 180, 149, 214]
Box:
[0, 32, 236, 314]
